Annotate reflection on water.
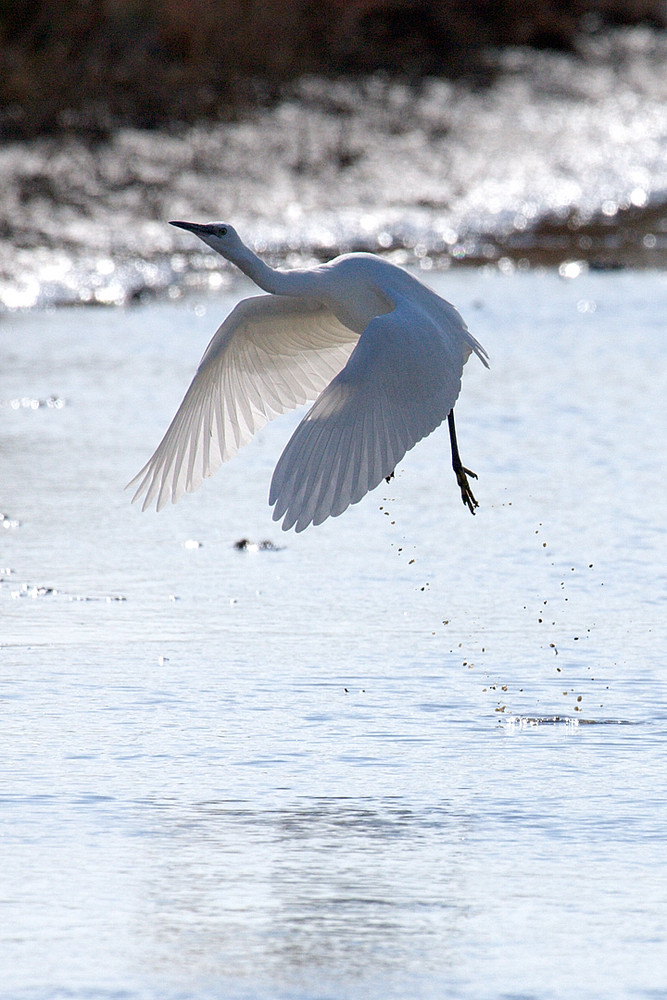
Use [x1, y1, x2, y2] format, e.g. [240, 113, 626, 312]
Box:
[1, 270, 667, 999]
[138, 796, 470, 989]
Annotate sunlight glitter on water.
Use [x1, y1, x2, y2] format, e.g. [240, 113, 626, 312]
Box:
[1, 29, 666, 309]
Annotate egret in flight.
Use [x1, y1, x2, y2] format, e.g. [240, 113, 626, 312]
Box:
[129, 222, 489, 531]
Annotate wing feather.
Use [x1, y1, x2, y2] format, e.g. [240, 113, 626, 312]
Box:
[129, 295, 358, 510]
[270, 292, 470, 531]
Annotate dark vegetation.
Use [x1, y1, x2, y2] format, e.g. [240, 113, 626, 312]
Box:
[1, 0, 665, 138]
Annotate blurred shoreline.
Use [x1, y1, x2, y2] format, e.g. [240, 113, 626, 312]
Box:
[1, 26, 666, 309]
[2, 0, 666, 139]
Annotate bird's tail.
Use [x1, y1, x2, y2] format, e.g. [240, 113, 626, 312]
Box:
[463, 328, 490, 368]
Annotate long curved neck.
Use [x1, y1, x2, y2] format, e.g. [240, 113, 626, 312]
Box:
[225, 242, 316, 297]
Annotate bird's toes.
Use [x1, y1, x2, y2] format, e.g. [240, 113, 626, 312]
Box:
[455, 468, 479, 515]
[463, 491, 478, 515]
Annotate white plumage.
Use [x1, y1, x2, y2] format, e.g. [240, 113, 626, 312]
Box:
[129, 222, 488, 531]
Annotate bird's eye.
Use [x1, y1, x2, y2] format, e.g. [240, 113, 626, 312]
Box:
[219, 227, 227, 236]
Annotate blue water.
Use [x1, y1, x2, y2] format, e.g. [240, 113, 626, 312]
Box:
[1, 268, 667, 999]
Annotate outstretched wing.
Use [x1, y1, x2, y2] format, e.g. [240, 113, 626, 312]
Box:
[269, 293, 471, 532]
[129, 295, 358, 511]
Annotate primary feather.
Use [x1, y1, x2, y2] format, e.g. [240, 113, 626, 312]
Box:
[129, 295, 357, 511]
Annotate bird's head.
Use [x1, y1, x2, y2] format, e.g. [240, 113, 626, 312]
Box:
[170, 220, 242, 258]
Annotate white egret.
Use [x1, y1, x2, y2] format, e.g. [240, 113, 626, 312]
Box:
[129, 221, 489, 531]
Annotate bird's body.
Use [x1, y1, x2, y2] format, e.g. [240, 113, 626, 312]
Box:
[129, 222, 488, 531]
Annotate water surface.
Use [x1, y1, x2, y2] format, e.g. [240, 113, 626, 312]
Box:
[1, 268, 666, 999]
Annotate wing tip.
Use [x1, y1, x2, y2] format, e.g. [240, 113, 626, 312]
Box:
[126, 475, 150, 510]
[126, 464, 162, 512]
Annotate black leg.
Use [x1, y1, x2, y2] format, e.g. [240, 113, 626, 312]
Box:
[448, 410, 478, 514]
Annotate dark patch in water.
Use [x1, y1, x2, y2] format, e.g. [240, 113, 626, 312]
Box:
[234, 539, 283, 552]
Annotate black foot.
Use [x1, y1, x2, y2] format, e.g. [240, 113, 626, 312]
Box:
[456, 466, 479, 515]
[385, 470, 395, 484]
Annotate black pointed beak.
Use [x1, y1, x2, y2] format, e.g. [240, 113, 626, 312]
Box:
[170, 220, 213, 236]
